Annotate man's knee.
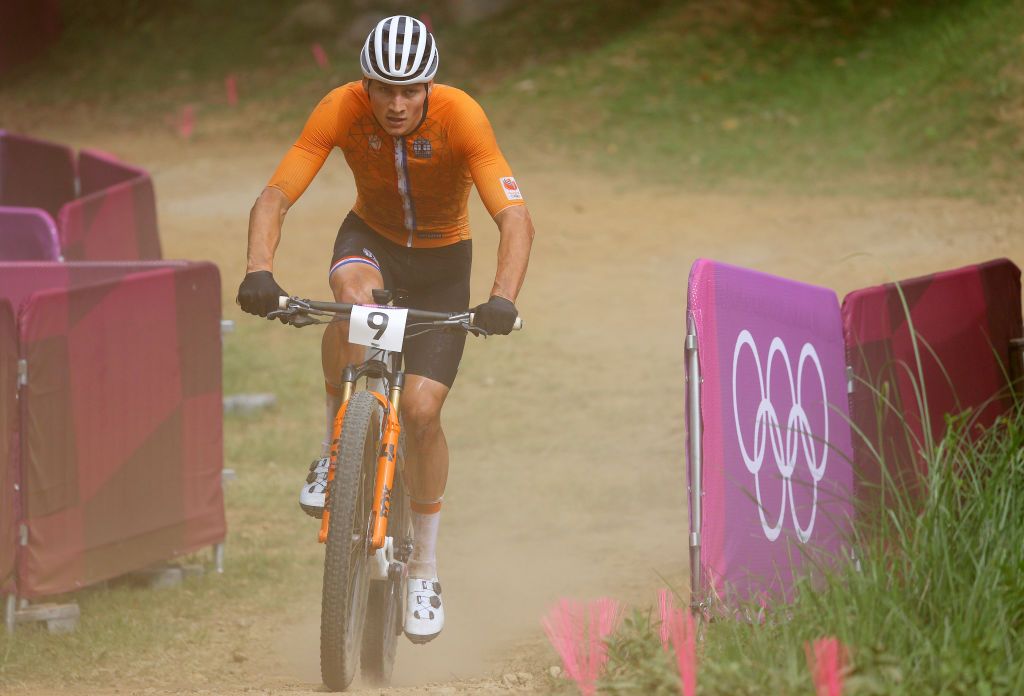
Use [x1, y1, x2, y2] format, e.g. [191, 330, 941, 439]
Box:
[402, 395, 443, 437]
[330, 266, 381, 304]
[332, 279, 374, 305]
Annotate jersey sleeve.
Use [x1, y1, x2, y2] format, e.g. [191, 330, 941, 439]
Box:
[266, 90, 347, 202]
[448, 92, 525, 217]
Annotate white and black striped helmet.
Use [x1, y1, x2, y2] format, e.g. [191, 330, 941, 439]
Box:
[360, 15, 439, 85]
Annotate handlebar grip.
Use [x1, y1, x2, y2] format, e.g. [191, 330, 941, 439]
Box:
[278, 296, 290, 310]
[468, 313, 524, 331]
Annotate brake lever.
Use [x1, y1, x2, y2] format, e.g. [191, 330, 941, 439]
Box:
[462, 321, 490, 338]
[267, 309, 319, 327]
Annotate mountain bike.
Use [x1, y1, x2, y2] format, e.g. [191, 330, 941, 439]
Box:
[270, 290, 522, 691]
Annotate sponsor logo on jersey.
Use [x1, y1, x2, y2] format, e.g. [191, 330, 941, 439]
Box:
[362, 248, 378, 263]
[416, 232, 444, 239]
[369, 134, 382, 151]
[500, 176, 523, 201]
[413, 137, 432, 159]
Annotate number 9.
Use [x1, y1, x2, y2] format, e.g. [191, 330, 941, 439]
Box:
[367, 311, 389, 341]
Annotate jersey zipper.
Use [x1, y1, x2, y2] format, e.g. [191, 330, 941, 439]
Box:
[393, 136, 417, 247]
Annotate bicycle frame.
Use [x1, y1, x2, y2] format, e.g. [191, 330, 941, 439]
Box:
[270, 294, 520, 553]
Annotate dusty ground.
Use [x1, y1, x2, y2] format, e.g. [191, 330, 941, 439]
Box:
[6, 124, 1024, 695]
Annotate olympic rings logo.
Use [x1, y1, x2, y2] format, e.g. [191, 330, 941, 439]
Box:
[731, 330, 829, 543]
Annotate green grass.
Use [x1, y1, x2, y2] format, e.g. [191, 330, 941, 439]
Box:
[597, 400, 1024, 694]
[472, 0, 1024, 195]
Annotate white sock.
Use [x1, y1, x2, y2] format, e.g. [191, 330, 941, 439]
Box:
[409, 509, 441, 579]
[323, 391, 343, 457]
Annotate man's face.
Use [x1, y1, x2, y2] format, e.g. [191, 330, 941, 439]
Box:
[365, 79, 431, 137]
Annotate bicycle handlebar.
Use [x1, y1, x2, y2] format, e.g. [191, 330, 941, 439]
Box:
[275, 296, 524, 331]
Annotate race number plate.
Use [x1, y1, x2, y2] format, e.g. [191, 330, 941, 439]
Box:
[349, 305, 409, 352]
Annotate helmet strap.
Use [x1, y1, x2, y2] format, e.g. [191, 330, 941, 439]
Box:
[411, 87, 430, 133]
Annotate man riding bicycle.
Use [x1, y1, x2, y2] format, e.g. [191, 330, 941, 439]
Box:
[236, 15, 535, 644]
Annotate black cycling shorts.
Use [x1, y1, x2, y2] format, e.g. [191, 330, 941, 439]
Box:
[330, 212, 472, 389]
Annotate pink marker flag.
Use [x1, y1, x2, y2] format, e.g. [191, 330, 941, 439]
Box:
[177, 105, 196, 140]
[658, 588, 673, 651]
[805, 637, 846, 696]
[667, 607, 697, 696]
[225, 74, 238, 106]
[311, 42, 329, 69]
[543, 598, 621, 696]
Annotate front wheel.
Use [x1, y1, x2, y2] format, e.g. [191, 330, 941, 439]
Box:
[321, 391, 379, 691]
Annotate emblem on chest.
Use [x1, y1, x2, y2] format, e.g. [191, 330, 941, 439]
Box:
[412, 137, 432, 159]
[368, 134, 382, 151]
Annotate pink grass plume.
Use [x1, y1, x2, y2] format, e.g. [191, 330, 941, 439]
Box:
[667, 606, 697, 696]
[176, 105, 196, 140]
[311, 42, 329, 69]
[543, 598, 622, 696]
[805, 636, 846, 696]
[658, 588, 673, 651]
[225, 74, 238, 106]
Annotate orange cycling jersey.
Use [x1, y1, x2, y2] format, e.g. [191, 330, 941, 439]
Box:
[268, 81, 525, 249]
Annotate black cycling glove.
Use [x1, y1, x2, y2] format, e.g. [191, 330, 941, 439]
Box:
[472, 295, 518, 335]
[237, 270, 287, 318]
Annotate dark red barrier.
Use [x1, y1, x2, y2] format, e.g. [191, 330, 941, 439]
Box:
[57, 175, 162, 261]
[0, 262, 187, 310]
[0, 300, 17, 593]
[842, 259, 1023, 506]
[0, 1, 61, 74]
[78, 149, 146, 198]
[0, 131, 75, 220]
[0, 206, 62, 261]
[0, 262, 224, 597]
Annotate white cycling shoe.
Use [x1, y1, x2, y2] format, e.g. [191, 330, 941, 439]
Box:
[299, 456, 329, 518]
[404, 577, 444, 644]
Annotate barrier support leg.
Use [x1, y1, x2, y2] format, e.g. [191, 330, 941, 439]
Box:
[214, 542, 225, 574]
[685, 315, 704, 613]
[5, 594, 15, 635]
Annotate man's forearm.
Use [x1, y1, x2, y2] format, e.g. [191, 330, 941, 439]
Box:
[246, 187, 290, 273]
[490, 206, 535, 302]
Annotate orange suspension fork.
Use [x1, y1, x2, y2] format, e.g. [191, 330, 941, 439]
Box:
[317, 389, 403, 550]
[369, 398, 402, 550]
[318, 398, 350, 544]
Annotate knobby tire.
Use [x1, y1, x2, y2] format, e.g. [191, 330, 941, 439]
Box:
[321, 391, 378, 691]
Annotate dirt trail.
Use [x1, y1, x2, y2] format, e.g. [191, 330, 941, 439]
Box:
[11, 127, 1024, 695]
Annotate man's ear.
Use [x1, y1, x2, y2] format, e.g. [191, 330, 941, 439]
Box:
[362, 78, 372, 95]
[426, 80, 434, 96]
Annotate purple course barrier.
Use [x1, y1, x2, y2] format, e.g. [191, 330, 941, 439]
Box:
[0, 299, 17, 593]
[0, 206, 62, 261]
[686, 259, 854, 608]
[0, 131, 76, 219]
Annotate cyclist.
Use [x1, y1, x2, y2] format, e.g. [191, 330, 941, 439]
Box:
[236, 15, 535, 644]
